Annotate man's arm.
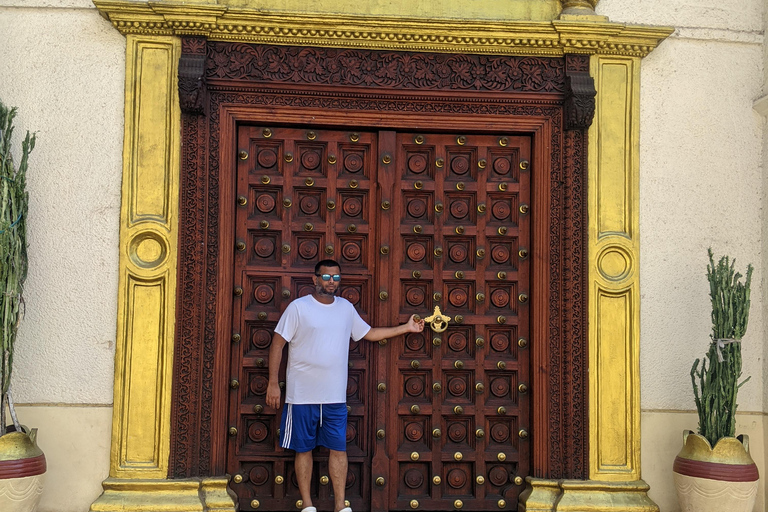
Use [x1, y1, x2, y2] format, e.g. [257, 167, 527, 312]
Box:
[363, 314, 424, 342]
[265, 333, 287, 409]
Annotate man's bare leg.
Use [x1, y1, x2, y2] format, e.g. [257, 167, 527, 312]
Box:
[329, 449, 348, 512]
[295, 450, 314, 509]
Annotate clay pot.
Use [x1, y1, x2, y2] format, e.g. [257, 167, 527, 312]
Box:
[0, 428, 46, 512]
[673, 430, 759, 512]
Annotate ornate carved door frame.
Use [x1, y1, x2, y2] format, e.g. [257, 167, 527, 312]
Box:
[169, 40, 592, 492]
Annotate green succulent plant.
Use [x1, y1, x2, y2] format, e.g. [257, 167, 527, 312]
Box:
[0, 101, 33, 436]
[690, 248, 753, 447]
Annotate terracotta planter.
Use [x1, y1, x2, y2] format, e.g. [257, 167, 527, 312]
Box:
[0, 428, 46, 512]
[673, 430, 759, 512]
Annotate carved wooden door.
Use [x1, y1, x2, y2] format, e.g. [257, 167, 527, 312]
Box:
[229, 127, 531, 512]
[229, 126, 379, 512]
[372, 133, 532, 512]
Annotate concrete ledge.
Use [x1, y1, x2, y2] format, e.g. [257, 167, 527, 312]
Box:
[90, 477, 236, 512]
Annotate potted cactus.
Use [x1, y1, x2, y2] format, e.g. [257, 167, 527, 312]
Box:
[673, 249, 759, 511]
[0, 101, 46, 512]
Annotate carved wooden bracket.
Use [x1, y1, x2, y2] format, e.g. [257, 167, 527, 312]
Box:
[179, 37, 208, 116]
[564, 55, 596, 131]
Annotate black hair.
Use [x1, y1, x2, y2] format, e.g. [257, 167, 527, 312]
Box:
[314, 259, 341, 274]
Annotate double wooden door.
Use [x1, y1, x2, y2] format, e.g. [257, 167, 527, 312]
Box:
[228, 125, 531, 512]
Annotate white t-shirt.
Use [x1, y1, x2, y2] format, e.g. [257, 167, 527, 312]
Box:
[274, 295, 371, 404]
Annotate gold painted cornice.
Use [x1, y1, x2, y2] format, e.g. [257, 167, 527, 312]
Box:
[94, 1, 673, 57]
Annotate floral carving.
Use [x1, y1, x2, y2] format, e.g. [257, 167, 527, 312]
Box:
[206, 43, 565, 93]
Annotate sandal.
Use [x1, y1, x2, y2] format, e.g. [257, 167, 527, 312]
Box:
[301, 508, 317, 512]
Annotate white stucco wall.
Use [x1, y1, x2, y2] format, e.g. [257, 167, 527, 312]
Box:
[599, 0, 766, 510]
[0, 3, 124, 404]
[0, 3, 123, 511]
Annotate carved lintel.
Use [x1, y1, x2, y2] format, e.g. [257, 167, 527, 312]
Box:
[564, 55, 596, 130]
[179, 37, 207, 116]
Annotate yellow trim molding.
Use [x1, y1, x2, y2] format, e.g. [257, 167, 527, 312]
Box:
[107, 34, 180, 480]
[588, 54, 642, 482]
[94, 0, 672, 58]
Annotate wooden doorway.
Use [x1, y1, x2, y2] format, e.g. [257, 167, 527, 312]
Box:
[227, 125, 532, 511]
[170, 40, 588, 512]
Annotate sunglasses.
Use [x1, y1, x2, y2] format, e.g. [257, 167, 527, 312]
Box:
[316, 273, 341, 282]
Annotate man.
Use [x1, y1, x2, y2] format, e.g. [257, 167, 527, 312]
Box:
[266, 259, 424, 512]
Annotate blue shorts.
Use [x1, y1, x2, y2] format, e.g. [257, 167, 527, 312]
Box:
[279, 403, 347, 453]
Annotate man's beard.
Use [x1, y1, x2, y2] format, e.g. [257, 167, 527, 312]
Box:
[316, 285, 336, 296]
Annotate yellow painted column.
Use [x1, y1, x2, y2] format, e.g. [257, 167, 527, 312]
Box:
[588, 55, 641, 482]
[550, 54, 657, 511]
[89, 34, 236, 512]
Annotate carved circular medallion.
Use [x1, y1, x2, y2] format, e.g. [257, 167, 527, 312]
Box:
[249, 465, 270, 485]
[451, 156, 470, 175]
[343, 197, 363, 217]
[250, 375, 269, 395]
[256, 193, 276, 213]
[346, 423, 357, 443]
[491, 377, 510, 398]
[344, 153, 364, 172]
[248, 421, 269, 443]
[491, 423, 510, 443]
[299, 195, 319, 215]
[254, 284, 274, 304]
[298, 284, 314, 297]
[298, 240, 319, 260]
[253, 329, 272, 349]
[408, 154, 428, 174]
[407, 198, 427, 218]
[490, 333, 509, 352]
[405, 422, 424, 442]
[448, 244, 468, 263]
[407, 242, 427, 262]
[405, 334, 425, 353]
[341, 287, 360, 305]
[404, 469, 424, 489]
[448, 332, 467, 352]
[493, 157, 511, 175]
[301, 150, 321, 170]
[450, 200, 469, 219]
[405, 376, 425, 397]
[489, 466, 508, 486]
[342, 242, 361, 261]
[346, 472, 356, 488]
[447, 468, 467, 489]
[491, 245, 510, 264]
[492, 201, 511, 221]
[254, 238, 275, 258]
[257, 149, 277, 169]
[491, 289, 509, 308]
[406, 287, 426, 307]
[448, 422, 467, 442]
[449, 288, 468, 308]
[448, 377, 467, 397]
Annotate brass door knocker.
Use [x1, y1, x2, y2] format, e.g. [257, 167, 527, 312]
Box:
[423, 306, 451, 333]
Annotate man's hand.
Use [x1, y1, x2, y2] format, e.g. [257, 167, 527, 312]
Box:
[406, 314, 425, 333]
[266, 381, 282, 409]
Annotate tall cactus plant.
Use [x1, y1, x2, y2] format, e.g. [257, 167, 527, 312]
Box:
[690, 248, 753, 447]
[0, 101, 33, 436]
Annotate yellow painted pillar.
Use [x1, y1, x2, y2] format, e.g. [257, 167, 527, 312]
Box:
[89, 34, 235, 512]
[552, 55, 657, 512]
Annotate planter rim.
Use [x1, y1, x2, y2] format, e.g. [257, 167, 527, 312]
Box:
[677, 430, 754, 465]
[0, 428, 44, 462]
